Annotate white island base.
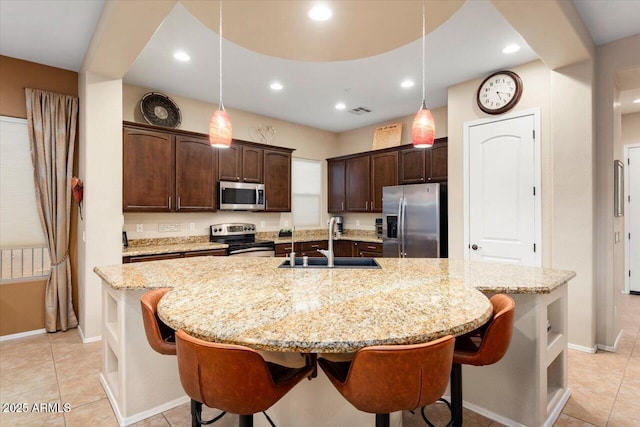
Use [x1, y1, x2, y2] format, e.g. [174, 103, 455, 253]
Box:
[458, 286, 570, 427]
[100, 284, 401, 426]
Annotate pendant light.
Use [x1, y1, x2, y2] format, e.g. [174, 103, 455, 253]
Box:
[411, 0, 435, 148]
[209, 0, 232, 148]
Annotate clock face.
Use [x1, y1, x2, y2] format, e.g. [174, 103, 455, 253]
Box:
[477, 71, 523, 115]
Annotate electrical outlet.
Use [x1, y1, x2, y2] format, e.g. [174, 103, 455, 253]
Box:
[260, 221, 265, 227]
[189, 223, 195, 231]
[159, 224, 182, 232]
[284, 220, 289, 227]
[136, 224, 143, 233]
[356, 220, 360, 226]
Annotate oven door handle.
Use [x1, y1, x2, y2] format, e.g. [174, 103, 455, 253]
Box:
[228, 246, 274, 255]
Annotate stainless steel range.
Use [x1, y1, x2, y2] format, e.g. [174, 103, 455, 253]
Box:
[209, 223, 275, 257]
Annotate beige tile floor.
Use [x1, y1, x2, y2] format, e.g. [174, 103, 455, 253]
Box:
[1, 294, 638, 426]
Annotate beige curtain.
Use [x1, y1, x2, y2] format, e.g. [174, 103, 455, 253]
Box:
[25, 88, 79, 332]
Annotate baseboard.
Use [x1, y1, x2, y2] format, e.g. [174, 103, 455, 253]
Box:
[543, 388, 571, 427]
[78, 325, 102, 343]
[597, 329, 623, 353]
[100, 373, 189, 426]
[0, 328, 46, 342]
[568, 342, 597, 353]
[461, 399, 528, 427]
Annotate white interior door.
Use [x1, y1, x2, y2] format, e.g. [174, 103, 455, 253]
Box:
[468, 114, 538, 266]
[629, 146, 640, 293]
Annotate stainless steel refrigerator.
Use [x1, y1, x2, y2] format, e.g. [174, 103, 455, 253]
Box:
[382, 183, 447, 258]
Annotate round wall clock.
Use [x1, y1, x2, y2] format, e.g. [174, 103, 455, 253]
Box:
[476, 70, 523, 115]
[140, 92, 182, 128]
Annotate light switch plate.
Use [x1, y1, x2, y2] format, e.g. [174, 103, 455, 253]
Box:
[159, 224, 182, 232]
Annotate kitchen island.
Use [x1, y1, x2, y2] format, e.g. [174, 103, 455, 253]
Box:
[94, 257, 575, 426]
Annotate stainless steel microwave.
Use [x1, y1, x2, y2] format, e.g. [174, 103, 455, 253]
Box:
[218, 181, 265, 211]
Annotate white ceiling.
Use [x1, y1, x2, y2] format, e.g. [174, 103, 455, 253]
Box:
[573, 0, 640, 46]
[1, 0, 639, 128]
[125, 1, 538, 132]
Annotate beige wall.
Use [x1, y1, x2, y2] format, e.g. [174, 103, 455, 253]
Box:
[447, 61, 552, 262]
[622, 112, 640, 145]
[447, 59, 598, 348]
[122, 84, 339, 238]
[595, 35, 640, 349]
[550, 60, 595, 349]
[0, 56, 79, 336]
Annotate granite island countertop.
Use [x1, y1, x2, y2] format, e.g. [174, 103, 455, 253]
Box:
[94, 257, 575, 353]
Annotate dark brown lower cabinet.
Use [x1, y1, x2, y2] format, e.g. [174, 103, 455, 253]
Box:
[123, 249, 226, 263]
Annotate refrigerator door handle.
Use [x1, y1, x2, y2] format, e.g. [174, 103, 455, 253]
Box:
[401, 198, 407, 257]
[397, 197, 403, 258]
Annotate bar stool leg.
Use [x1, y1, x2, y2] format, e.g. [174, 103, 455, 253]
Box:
[239, 414, 253, 427]
[450, 363, 463, 427]
[375, 413, 390, 427]
[191, 400, 202, 427]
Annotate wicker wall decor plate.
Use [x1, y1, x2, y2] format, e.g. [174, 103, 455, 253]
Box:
[140, 92, 182, 128]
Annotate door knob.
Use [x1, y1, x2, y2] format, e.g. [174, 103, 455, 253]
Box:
[471, 244, 481, 250]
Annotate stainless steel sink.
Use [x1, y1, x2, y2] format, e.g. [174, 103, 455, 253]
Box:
[278, 257, 381, 269]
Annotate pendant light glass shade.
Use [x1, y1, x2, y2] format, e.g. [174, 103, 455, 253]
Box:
[412, 101, 435, 148]
[209, 0, 232, 148]
[412, 0, 435, 148]
[209, 108, 232, 148]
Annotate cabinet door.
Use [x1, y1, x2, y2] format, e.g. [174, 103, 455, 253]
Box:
[333, 240, 352, 257]
[175, 135, 217, 211]
[300, 240, 328, 257]
[241, 146, 263, 183]
[357, 242, 382, 257]
[264, 150, 291, 211]
[218, 144, 242, 182]
[183, 249, 226, 257]
[399, 148, 427, 184]
[370, 151, 398, 212]
[328, 159, 346, 213]
[345, 155, 370, 212]
[123, 127, 174, 211]
[127, 253, 183, 263]
[429, 141, 448, 182]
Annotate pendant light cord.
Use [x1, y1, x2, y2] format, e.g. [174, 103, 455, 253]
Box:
[421, 0, 426, 106]
[219, 0, 224, 110]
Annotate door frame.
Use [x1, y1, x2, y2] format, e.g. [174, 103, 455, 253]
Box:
[624, 143, 640, 294]
[463, 108, 542, 266]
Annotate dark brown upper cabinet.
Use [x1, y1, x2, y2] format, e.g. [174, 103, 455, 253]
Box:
[370, 151, 398, 213]
[175, 135, 217, 211]
[218, 142, 263, 183]
[345, 155, 371, 212]
[399, 138, 448, 184]
[328, 159, 346, 213]
[328, 150, 398, 213]
[123, 127, 174, 212]
[123, 124, 217, 212]
[263, 149, 292, 212]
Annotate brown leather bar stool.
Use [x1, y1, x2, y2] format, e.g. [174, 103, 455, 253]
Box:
[448, 294, 515, 427]
[176, 330, 316, 427]
[318, 335, 455, 427]
[140, 288, 176, 355]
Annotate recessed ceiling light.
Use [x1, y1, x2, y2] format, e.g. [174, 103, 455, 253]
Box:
[401, 80, 415, 88]
[633, 98, 640, 104]
[270, 82, 283, 91]
[502, 44, 520, 54]
[173, 51, 191, 62]
[335, 103, 346, 110]
[309, 5, 332, 21]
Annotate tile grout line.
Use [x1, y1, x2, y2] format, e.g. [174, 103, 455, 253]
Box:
[47, 334, 68, 427]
